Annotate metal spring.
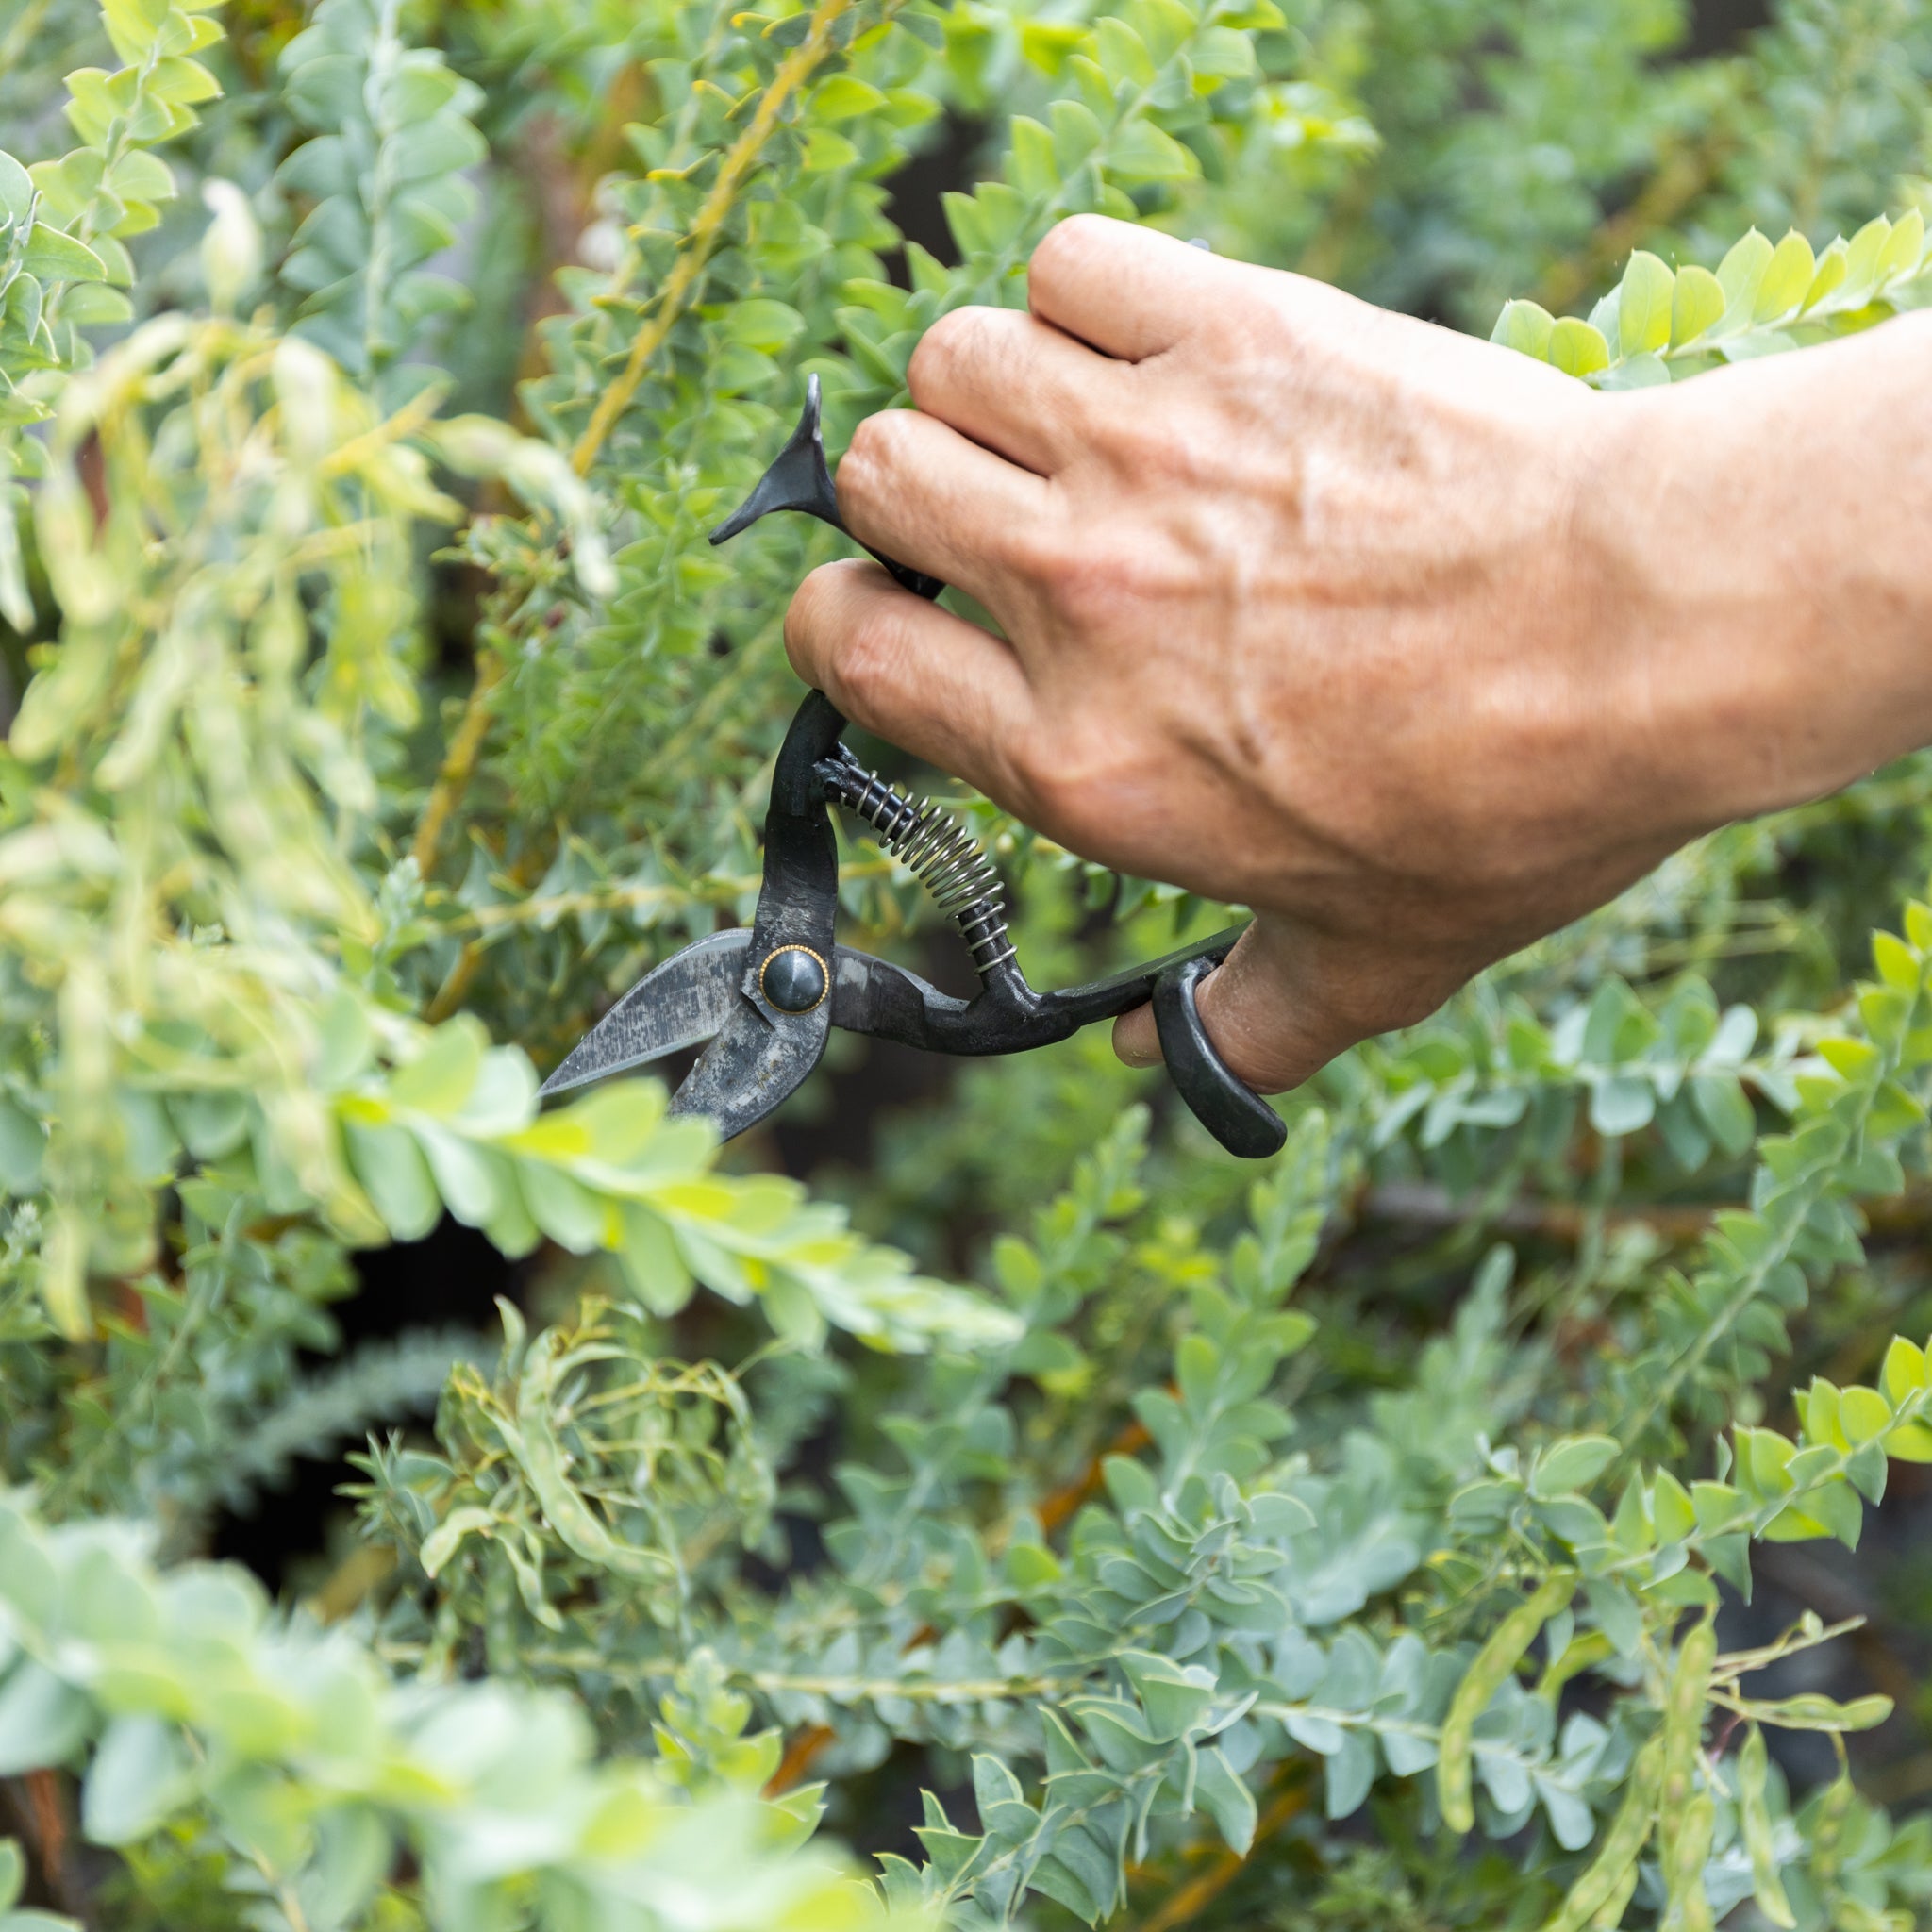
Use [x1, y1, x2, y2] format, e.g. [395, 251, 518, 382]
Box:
[817, 748, 1017, 977]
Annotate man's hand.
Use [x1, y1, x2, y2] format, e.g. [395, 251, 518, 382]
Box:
[783, 215, 1932, 1091]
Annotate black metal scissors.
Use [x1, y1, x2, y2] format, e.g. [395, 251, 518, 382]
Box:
[539, 378, 1285, 1158]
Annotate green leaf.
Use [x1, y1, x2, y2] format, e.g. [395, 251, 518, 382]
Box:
[0, 1663, 91, 1774]
[0, 1098, 44, 1194]
[1589, 1074, 1654, 1136]
[1547, 317, 1609, 378]
[1879, 1336, 1929, 1407]
[1192, 1745, 1257, 1853]
[1690, 1072, 1755, 1157]
[58, 282, 134, 326]
[1717, 228, 1774, 322]
[1106, 120, 1197, 184]
[1532, 1436, 1619, 1497]
[342, 1118, 442, 1241]
[723, 298, 806, 354]
[810, 75, 888, 120]
[1754, 231, 1815, 321]
[387, 1020, 484, 1115]
[1670, 264, 1724, 346]
[1650, 1470, 1695, 1542]
[1616, 250, 1673, 356]
[1491, 298, 1554, 358]
[1839, 1385, 1891, 1445]
[81, 1717, 194, 1843]
[0, 153, 32, 226]
[1877, 208, 1925, 284]
[800, 128, 859, 172]
[1119, 1652, 1215, 1741]
[22, 224, 107, 283]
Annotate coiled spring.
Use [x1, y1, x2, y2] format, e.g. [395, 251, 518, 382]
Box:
[817, 746, 1016, 978]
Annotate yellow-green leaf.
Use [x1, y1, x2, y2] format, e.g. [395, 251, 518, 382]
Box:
[809, 75, 887, 121]
[1020, 19, 1090, 73]
[1491, 298, 1555, 358]
[1879, 1336, 1929, 1407]
[1839, 1384, 1891, 1446]
[1617, 250, 1673, 355]
[1670, 264, 1724, 346]
[1877, 208, 1926, 285]
[723, 297, 804, 353]
[1717, 228, 1773, 321]
[1802, 242, 1847, 312]
[23, 222, 107, 282]
[1754, 231, 1815, 322]
[1548, 317, 1609, 378]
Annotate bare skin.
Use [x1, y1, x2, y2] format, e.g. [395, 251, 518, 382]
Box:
[783, 215, 1932, 1092]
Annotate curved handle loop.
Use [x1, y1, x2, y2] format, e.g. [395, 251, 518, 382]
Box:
[1153, 954, 1287, 1158]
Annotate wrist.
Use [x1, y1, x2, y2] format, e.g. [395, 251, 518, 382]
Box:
[1591, 313, 1932, 831]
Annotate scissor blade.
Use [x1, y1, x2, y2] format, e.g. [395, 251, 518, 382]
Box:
[539, 930, 753, 1098]
[668, 991, 830, 1141]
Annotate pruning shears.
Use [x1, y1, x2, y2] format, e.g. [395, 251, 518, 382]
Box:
[539, 378, 1285, 1158]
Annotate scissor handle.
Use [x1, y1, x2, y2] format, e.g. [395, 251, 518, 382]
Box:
[712, 380, 1286, 1160]
[1153, 954, 1287, 1158]
[708, 374, 942, 600]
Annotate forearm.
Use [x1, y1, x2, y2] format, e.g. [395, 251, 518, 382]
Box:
[1607, 308, 1932, 827]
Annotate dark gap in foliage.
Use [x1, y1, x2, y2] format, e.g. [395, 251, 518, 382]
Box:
[210, 1215, 523, 1592]
[425, 551, 496, 675]
[1687, 0, 1773, 58]
[1740, 1475, 1932, 1795]
[882, 111, 990, 285]
[827, 1740, 977, 1863]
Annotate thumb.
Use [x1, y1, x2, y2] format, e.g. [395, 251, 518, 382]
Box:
[1111, 917, 1457, 1093]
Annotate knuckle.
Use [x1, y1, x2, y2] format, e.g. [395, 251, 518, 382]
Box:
[1035, 534, 1184, 625]
[1011, 722, 1134, 830]
[1029, 213, 1103, 290]
[782, 563, 843, 675]
[839, 409, 914, 502]
[908, 308, 989, 397]
[838, 412, 888, 491]
[821, 602, 907, 723]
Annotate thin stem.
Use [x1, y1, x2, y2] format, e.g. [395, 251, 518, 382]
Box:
[411, 647, 506, 881]
[568, 0, 860, 478]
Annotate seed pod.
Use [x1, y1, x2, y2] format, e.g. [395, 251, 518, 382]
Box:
[1661, 1790, 1714, 1932]
[1809, 1747, 1855, 1894]
[1587, 1860, 1640, 1930]
[1540, 1735, 1662, 1932]
[1657, 1609, 1717, 1874]
[1439, 1570, 1578, 1832]
[1737, 1724, 1797, 1928]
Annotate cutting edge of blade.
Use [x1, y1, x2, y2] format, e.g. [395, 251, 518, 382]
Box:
[537, 930, 753, 1099]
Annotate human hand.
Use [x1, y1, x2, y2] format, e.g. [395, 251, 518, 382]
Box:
[782, 215, 1932, 1091]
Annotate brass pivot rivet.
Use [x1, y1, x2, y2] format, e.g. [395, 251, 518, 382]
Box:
[759, 943, 828, 1014]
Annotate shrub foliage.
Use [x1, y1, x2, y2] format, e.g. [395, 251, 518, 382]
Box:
[2, 0, 1931, 1925]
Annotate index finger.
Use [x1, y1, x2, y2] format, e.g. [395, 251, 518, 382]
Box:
[785, 559, 1037, 805]
[1026, 214, 1231, 361]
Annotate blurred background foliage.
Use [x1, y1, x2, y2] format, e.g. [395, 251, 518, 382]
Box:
[3, 0, 1932, 1924]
